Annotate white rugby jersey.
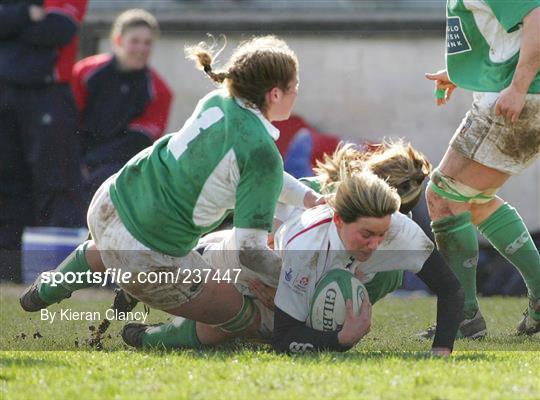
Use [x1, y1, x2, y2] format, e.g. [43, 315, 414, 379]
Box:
[274, 205, 434, 322]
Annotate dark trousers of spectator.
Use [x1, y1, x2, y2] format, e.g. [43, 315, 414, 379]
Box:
[82, 161, 123, 209]
[82, 130, 152, 209]
[0, 83, 84, 283]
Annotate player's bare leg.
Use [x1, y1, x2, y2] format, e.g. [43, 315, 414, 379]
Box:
[122, 282, 262, 349]
[427, 148, 540, 336]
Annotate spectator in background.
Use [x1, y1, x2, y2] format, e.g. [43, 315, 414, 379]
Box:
[0, 0, 88, 283]
[71, 9, 173, 205]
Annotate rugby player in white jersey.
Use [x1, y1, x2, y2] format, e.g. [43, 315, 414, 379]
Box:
[272, 168, 463, 355]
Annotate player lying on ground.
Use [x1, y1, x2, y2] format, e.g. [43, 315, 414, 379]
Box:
[20, 35, 324, 341]
[422, 2, 540, 338]
[122, 141, 464, 355]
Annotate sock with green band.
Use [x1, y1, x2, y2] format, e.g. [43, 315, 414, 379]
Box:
[37, 241, 97, 304]
[432, 212, 479, 319]
[478, 203, 540, 321]
[142, 317, 202, 349]
[216, 296, 256, 333]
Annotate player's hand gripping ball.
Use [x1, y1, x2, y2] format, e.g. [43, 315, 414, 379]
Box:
[308, 269, 368, 331]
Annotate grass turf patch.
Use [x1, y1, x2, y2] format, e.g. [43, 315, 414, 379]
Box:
[1, 285, 539, 399]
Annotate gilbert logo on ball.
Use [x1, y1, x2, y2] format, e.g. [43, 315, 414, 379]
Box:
[308, 269, 368, 332]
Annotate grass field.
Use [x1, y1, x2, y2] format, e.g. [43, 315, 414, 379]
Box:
[1, 285, 539, 400]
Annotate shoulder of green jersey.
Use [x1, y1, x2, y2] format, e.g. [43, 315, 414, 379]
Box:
[234, 97, 280, 141]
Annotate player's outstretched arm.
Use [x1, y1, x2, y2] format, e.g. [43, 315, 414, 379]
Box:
[415, 260, 464, 354]
[280, 172, 324, 209]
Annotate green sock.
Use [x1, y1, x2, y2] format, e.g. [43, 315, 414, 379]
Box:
[432, 212, 479, 318]
[142, 317, 202, 349]
[37, 241, 97, 304]
[478, 203, 540, 321]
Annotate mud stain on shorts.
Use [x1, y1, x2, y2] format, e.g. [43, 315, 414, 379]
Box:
[450, 94, 540, 174]
[496, 101, 540, 165]
[98, 201, 115, 225]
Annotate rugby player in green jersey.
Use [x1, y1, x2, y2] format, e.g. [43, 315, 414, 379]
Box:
[423, 1, 540, 338]
[21, 36, 323, 341]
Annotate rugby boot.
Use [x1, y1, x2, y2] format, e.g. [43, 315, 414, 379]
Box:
[112, 288, 139, 314]
[122, 322, 150, 348]
[417, 309, 487, 340]
[19, 280, 60, 312]
[516, 297, 540, 335]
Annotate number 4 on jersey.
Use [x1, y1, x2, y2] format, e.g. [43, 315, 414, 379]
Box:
[168, 106, 224, 159]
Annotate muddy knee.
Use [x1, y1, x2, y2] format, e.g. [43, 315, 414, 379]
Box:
[425, 184, 454, 220]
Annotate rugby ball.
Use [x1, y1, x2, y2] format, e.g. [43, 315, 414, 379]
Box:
[307, 269, 368, 332]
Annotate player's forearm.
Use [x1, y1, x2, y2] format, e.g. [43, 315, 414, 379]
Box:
[236, 228, 281, 286]
[238, 247, 281, 287]
[415, 261, 464, 351]
[511, 7, 540, 93]
[272, 307, 348, 353]
[279, 172, 313, 207]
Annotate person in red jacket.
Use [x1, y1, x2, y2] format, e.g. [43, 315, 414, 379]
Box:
[0, 0, 88, 283]
[71, 9, 173, 205]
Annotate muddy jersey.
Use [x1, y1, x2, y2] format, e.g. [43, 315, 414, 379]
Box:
[110, 90, 283, 256]
[446, 0, 540, 93]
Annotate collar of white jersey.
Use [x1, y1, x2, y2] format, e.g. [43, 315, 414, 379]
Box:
[234, 96, 280, 141]
[328, 217, 347, 252]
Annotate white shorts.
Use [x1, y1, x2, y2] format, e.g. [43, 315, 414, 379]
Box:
[450, 92, 540, 175]
[87, 176, 207, 311]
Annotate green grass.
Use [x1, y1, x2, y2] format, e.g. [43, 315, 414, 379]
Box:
[1, 285, 539, 400]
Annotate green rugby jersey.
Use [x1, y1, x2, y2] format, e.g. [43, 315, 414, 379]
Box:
[446, 0, 540, 93]
[109, 90, 284, 256]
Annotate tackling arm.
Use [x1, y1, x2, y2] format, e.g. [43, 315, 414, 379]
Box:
[202, 228, 282, 287]
[279, 172, 321, 208]
[236, 228, 282, 287]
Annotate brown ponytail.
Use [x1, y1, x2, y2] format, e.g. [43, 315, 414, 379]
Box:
[186, 35, 298, 113]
